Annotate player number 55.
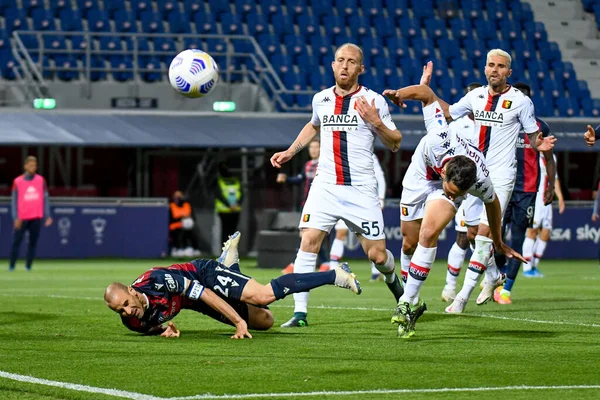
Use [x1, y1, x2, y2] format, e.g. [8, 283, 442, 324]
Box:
[361, 221, 380, 236]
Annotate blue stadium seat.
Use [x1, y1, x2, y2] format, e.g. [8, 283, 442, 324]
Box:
[385, 37, 410, 62]
[424, 18, 448, 43]
[183, 0, 203, 18]
[541, 77, 562, 99]
[286, 0, 309, 19]
[55, 55, 78, 81]
[140, 11, 165, 33]
[194, 12, 216, 34]
[581, 98, 600, 117]
[308, 69, 328, 91]
[348, 15, 371, 38]
[271, 12, 295, 36]
[271, 53, 294, 75]
[22, 0, 44, 16]
[397, 57, 422, 80]
[450, 58, 475, 75]
[412, 38, 436, 61]
[474, 20, 498, 41]
[360, 36, 385, 60]
[512, 39, 536, 61]
[556, 97, 580, 117]
[552, 60, 576, 82]
[98, 35, 122, 53]
[282, 70, 305, 89]
[297, 14, 320, 37]
[295, 93, 312, 109]
[129, 0, 151, 18]
[499, 20, 522, 42]
[125, 37, 152, 63]
[183, 37, 203, 51]
[114, 10, 138, 33]
[79, 55, 106, 81]
[257, 33, 282, 57]
[398, 16, 421, 41]
[87, 9, 110, 32]
[524, 21, 548, 44]
[413, 2, 436, 21]
[140, 56, 162, 82]
[486, 0, 508, 24]
[110, 56, 134, 82]
[76, 0, 100, 19]
[205, 38, 228, 57]
[361, 0, 384, 20]
[531, 94, 553, 117]
[512, 1, 534, 23]
[235, 0, 259, 18]
[261, 0, 282, 18]
[449, 19, 473, 43]
[221, 13, 243, 35]
[59, 9, 83, 32]
[438, 38, 462, 61]
[377, 17, 397, 38]
[461, 0, 483, 20]
[208, 0, 231, 15]
[104, 0, 126, 18]
[486, 39, 510, 52]
[5, 8, 29, 33]
[0, 52, 17, 80]
[246, 13, 269, 37]
[385, 0, 408, 21]
[31, 9, 56, 31]
[526, 59, 549, 81]
[312, 0, 334, 18]
[323, 15, 346, 37]
[538, 41, 561, 63]
[509, 58, 526, 81]
[168, 10, 192, 34]
[154, 38, 177, 64]
[43, 35, 68, 58]
[49, 0, 69, 17]
[309, 35, 332, 59]
[70, 35, 89, 55]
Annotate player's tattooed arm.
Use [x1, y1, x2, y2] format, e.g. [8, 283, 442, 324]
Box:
[542, 151, 556, 205]
[271, 122, 319, 168]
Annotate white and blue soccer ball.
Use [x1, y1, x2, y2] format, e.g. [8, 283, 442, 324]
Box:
[168, 49, 219, 98]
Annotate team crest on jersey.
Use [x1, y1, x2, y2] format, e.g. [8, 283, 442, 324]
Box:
[401, 207, 408, 216]
[474, 109, 504, 127]
[302, 214, 310, 222]
[321, 114, 359, 132]
[502, 100, 512, 109]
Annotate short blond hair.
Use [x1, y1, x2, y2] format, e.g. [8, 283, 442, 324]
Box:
[334, 43, 364, 65]
[486, 49, 512, 68]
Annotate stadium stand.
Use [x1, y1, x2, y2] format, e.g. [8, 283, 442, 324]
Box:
[0, 0, 599, 115]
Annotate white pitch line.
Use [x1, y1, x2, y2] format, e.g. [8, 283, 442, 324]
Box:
[0, 370, 163, 400]
[168, 385, 600, 400]
[2, 293, 600, 329]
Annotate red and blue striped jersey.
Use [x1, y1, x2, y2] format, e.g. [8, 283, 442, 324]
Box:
[513, 118, 550, 193]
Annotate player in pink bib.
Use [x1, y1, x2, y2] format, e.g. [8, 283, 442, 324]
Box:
[9, 156, 53, 271]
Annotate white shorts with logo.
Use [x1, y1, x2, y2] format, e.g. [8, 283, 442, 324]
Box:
[400, 180, 460, 222]
[474, 181, 513, 226]
[299, 182, 385, 240]
[335, 219, 349, 230]
[532, 194, 552, 229]
[458, 194, 485, 228]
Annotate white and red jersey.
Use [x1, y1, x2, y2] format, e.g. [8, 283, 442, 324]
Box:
[448, 115, 477, 146]
[403, 101, 496, 203]
[310, 85, 397, 186]
[449, 85, 539, 186]
[538, 153, 558, 195]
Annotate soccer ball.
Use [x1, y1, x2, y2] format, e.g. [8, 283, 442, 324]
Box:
[168, 49, 219, 98]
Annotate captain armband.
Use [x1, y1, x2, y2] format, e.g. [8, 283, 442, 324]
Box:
[187, 280, 205, 300]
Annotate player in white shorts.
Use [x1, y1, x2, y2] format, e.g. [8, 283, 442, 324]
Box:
[442, 83, 486, 303]
[522, 153, 565, 277]
[270, 43, 404, 327]
[382, 83, 524, 337]
[328, 153, 387, 281]
[413, 50, 556, 314]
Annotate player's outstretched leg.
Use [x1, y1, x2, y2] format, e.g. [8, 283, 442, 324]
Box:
[442, 240, 468, 302]
[217, 231, 241, 271]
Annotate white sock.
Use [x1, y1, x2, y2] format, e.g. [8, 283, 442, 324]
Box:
[457, 235, 492, 301]
[522, 237, 535, 271]
[400, 249, 411, 284]
[446, 242, 467, 289]
[399, 244, 437, 305]
[371, 264, 380, 275]
[292, 249, 318, 314]
[533, 239, 547, 268]
[373, 249, 396, 283]
[484, 253, 500, 283]
[329, 238, 344, 269]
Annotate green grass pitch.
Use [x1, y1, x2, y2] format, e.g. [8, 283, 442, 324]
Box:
[0, 259, 599, 400]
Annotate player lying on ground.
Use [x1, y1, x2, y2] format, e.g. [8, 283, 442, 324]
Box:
[382, 83, 527, 338]
[104, 232, 361, 338]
